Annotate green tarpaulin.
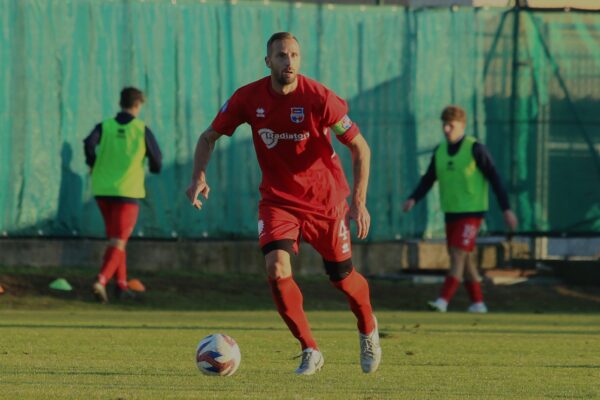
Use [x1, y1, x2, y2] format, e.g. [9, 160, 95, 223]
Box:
[1, 1, 599, 240]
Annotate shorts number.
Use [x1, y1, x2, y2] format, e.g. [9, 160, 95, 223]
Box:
[338, 220, 349, 242]
[462, 224, 476, 240]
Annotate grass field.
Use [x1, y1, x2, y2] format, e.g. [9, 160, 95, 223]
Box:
[1, 267, 599, 399]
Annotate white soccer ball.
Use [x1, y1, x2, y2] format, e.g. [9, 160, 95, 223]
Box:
[195, 333, 241, 376]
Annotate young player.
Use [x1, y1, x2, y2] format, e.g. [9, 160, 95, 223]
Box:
[403, 105, 518, 313]
[186, 32, 381, 375]
[84, 87, 162, 303]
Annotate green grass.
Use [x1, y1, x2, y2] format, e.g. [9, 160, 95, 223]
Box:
[0, 310, 599, 399]
[1, 266, 599, 398]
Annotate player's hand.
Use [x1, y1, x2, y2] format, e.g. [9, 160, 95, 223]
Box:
[349, 202, 370, 240]
[186, 178, 210, 210]
[503, 210, 518, 231]
[403, 198, 415, 212]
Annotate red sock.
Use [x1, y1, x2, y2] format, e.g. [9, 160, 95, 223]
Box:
[268, 276, 317, 350]
[331, 268, 375, 334]
[464, 280, 484, 303]
[440, 276, 460, 302]
[116, 253, 128, 290]
[98, 247, 125, 286]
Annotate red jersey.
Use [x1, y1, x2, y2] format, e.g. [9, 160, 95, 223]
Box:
[211, 74, 360, 212]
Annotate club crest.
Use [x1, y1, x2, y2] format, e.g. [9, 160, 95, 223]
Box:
[290, 107, 304, 124]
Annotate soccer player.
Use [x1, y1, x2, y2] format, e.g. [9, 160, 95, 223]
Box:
[84, 87, 162, 303]
[186, 32, 381, 375]
[403, 105, 518, 313]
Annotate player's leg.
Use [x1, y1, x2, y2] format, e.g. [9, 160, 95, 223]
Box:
[428, 246, 464, 312]
[93, 199, 123, 303]
[463, 230, 487, 313]
[305, 202, 380, 373]
[446, 217, 487, 312]
[447, 245, 467, 294]
[265, 248, 322, 375]
[323, 257, 381, 373]
[324, 258, 375, 335]
[112, 202, 139, 296]
[305, 203, 375, 334]
[259, 205, 322, 375]
[428, 219, 470, 312]
[265, 246, 317, 350]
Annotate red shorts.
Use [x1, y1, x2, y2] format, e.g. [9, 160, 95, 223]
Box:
[258, 201, 352, 262]
[96, 199, 140, 240]
[445, 217, 483, 252]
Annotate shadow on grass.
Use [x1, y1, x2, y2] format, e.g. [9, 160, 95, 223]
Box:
[0, 323, 283, 331]
[1, 266, 600, 313]
[0, 370, 191, 377]
[422, 327, 600, 336]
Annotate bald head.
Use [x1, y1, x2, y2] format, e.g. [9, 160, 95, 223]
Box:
[266, 32, 299, 57]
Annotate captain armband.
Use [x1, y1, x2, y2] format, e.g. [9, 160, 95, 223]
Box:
[331, 115, 353, 136]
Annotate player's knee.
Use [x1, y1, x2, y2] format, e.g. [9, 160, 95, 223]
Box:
[323, 258, 353, 282]
[109, 238, 127, 250]
[465, 269, 481, 281]
[263, 241, 294, 279]
[448, 268, 463, 280]
[266, 260, 291, 280]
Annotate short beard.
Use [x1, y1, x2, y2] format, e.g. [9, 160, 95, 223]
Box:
[276, 72, 296, 86]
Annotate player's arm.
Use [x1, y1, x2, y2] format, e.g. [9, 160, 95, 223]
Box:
[83, 123, 102, 170]
[322, 90, 371, 238]
[187, 90, 245, 210]
[186, 126, 224, 210]
[145, 127, 162, 174]
[403, 154, 437, 212]
[345, 133, 371, 240]
[473, 143, 518, 230]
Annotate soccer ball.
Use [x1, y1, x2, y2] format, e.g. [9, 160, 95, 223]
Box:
[195, 333, 241, 376]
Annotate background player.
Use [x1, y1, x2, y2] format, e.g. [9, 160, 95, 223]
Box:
[186, 32, 381, 375]
[84, 87, 162, 303]
[403, 105, 518, 313]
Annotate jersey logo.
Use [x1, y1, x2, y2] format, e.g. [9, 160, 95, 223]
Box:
[258, 128, 310, 149]
[259, 128, 278, 149]
[256, 108, 265, 118]
[290, 107, 304, 124]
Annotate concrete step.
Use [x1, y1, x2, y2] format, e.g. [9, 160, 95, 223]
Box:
[404, 238, 530, 271]
[0, 237, 532, 275]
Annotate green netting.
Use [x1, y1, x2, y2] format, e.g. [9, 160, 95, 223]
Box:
[1, 1, 599, 240]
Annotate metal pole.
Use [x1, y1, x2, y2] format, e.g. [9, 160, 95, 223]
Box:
[509, 7, 520, 222]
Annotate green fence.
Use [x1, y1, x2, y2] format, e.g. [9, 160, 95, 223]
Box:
[1, 0, 599, 240]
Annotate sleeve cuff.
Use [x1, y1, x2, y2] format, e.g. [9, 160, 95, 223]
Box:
[211, 123, 234, 137]
[335, 123, 360, 145]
